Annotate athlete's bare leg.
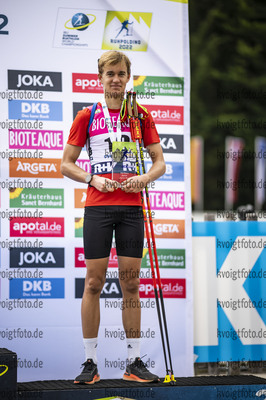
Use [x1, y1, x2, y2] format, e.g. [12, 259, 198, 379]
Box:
[118, 256, 142, 338]
[81, 257, 109, 338]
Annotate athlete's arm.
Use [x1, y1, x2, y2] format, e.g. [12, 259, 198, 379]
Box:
[60, 144, 115, 192]
[145, 142, 166, 182]
[121, 142, 166, 193]
[61, 144, 87, 183]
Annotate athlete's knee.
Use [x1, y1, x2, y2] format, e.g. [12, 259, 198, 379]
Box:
[120, 276, 140, 294]
[84, 276, 105, 296]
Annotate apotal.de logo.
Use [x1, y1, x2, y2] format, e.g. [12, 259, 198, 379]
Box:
[72, 73, 103, 93]
[10, 218, 64, 237]
[139, 278, 186, 298]
[145, 105, 184, 125]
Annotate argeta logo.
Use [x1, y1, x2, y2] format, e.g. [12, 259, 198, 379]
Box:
[9, 158, 63, 178]
[145, 219, 185, 239]
[8, 70, 62, 91]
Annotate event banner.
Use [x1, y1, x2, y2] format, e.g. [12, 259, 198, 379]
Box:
[0, 0, 192, 381]
[193, 221, 266, 363]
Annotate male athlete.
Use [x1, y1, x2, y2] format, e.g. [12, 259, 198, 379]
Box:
[61, 50, 166, 384]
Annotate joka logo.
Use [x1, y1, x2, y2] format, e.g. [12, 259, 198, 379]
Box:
[75, 278, 122, 298]
[139, 278, 186, 298]
[145, 161, 184, 182]
[73, 102, 93, 119]
[8, 100, 63, 121]
[73, 73, 103, 93]
[10, 278, 65, 299]
[9, 158, 63, 178]
[10, 218, 64, 238]
[145, 105, 183, 125]
[75, 248, 118, 268]
[145, 220, 185, 239]
[9, 129, 64, 150]
[10, 248, 65, 268]
[159, 134, 184, 154]
[8, 70, 62, 91]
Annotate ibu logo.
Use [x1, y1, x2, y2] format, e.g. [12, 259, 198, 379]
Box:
[9, 100, 63, 121]
[10, 278, 65, 298]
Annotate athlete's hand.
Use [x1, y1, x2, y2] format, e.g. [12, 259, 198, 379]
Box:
[120, 175, 149, 193]
[91, 176, 117, 192]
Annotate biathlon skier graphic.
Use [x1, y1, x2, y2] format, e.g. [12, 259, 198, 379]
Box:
[116, 19, 133, 38]
[61, 50, 173, 385]
[72, 14, 84, 28]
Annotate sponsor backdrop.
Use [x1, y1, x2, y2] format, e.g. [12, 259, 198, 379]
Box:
[0, 0, 192, 381]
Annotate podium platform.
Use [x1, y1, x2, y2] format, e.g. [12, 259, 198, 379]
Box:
[17, 375, 266, 400]
[1, 349, 266, 400]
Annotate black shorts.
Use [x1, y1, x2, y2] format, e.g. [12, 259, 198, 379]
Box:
[83, 205, 144, 259]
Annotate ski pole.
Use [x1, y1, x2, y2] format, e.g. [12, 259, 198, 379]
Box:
[127, 91, 175, 383]
[132, 92, 175, 383]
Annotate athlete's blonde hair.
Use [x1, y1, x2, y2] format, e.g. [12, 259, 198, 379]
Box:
[98, 51, 131, 76]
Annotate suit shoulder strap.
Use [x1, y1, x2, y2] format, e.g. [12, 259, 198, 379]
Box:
[88, 102, 98, 132]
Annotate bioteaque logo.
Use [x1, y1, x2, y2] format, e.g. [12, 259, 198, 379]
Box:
[10, 218, 64, 237]
[145, 105, 183, 125]
[148, 191, 185, 211]
[9, 158, 63, 178]
[72, 73, 103, 93]
[139, 278, 186, 298]
[145, 219, 185, 239]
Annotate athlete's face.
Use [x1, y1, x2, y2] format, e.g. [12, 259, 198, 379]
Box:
[99, 61, 130, 98]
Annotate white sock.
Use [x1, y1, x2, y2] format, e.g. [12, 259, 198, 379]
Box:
[83, 337, 98, 364]
[126, 338, 141, 363]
